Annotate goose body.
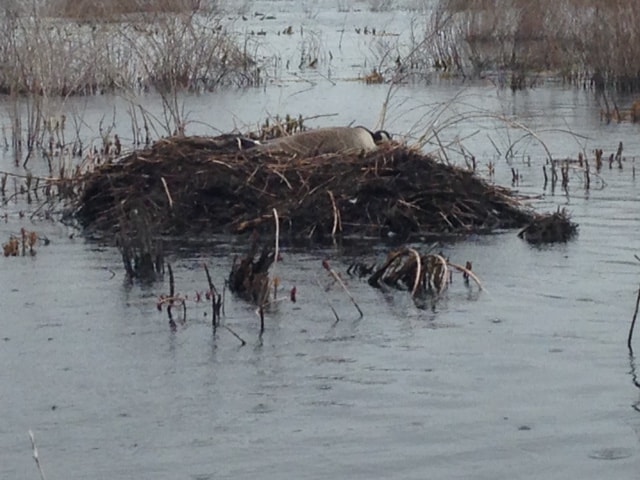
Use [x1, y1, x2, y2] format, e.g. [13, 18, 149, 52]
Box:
[254, 126, 391, 156]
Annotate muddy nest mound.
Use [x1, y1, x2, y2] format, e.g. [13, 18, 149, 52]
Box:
[74, 135, 535, 240]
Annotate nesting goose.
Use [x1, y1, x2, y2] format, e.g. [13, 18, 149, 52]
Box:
[253, 126, 391, 156]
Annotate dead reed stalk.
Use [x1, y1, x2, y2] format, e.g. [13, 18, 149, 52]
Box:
[322, 259, 364, 318]
[28, 430, 47, 480]
[628, 284, 640, 353]
[363, 247, 480, 298]
[203, 263, 222, 327]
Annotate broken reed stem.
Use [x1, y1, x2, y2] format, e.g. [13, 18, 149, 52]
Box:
[223, 325, 246, 346]
[628, 284, 640, 353]
[328, 190, 341, 237]
[222, 282, 226, 317]
[167, 263, 176, 326]
[322, 260, 363, 318]
[259, 306, 265, 336]
[431, 253, 449, 293]
[448, 262, 484, 290]
[407, 247, 422, 296]
[273, 208, 279, 300]
[28, 430, 47, 480]
[585, 159, 590, 190]
[203, 263, 221, 328]
[315, 277, 341, 323]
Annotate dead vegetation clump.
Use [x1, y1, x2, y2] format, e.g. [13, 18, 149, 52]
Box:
[3, 228, 41, 257]
[73, 133, 535, 241]
[361, 247, 481, 296]
[228, 242, 275, 307]
[517, 208, 578, 244]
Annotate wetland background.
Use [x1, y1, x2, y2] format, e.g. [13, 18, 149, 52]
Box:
[2, 0, 640, 478]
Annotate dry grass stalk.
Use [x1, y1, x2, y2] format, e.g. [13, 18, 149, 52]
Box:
[272, 208, 280, 300]
[407, 247, 421, 296]
[322, 259, 364, 319]
[315, 277, 341, 323]
[448, 261, 484, 291]
[628, 281, 640, 353]
[327, 190, 342, 238]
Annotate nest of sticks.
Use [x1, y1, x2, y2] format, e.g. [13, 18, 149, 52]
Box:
[74, 134, 536, 240]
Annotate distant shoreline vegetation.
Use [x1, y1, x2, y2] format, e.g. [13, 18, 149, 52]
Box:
[426, 0, 640, 92]
[0, 0, 257, 97]
[3, 0, 640, 97]
[46, 0, 205, 19]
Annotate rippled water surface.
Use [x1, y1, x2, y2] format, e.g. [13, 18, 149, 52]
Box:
[2, 1, 640, 479]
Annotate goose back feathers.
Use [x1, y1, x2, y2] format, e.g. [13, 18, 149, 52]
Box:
[253, 126, 391, 156]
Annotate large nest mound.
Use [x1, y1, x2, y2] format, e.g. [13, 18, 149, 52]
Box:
[74, 135, 535, 240]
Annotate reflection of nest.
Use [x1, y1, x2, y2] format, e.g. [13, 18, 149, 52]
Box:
[518, 208, 578, 244]
[75, 134, 535, 240]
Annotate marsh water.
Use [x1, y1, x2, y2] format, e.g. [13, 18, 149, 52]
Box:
[3, 2, 640, 479]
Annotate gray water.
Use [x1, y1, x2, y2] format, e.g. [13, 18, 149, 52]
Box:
[2, 2, 640, 479]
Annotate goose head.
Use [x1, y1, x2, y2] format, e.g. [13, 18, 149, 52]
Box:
[371, 129, 392, 144]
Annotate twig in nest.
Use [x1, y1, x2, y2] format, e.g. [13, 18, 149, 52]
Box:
[267, 166, 293, 189]
[160, 176, 173, 209]
[322, 259, 363, 318]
